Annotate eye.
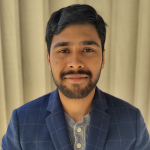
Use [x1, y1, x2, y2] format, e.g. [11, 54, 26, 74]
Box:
[83, 49, 94, 52]
[59, 49, 69, 53]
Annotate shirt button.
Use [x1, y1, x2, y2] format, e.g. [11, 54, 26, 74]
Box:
[77, 127, 82, 133]
[77, 143, 82, 148]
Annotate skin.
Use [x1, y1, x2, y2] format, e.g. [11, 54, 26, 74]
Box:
[47, 24, 105, 122]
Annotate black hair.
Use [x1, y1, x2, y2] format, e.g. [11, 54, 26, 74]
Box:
[45, 4, 107, 55]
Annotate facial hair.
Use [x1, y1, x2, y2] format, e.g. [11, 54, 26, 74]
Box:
[51, 67, 102, 99]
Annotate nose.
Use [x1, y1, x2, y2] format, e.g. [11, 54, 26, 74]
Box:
[67, 54, 84, 69]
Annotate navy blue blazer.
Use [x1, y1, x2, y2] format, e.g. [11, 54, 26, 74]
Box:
[1, 87, 150, 150]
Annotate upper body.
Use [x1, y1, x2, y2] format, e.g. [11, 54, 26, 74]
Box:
[1, 4, 150, 150]
[1, 87, 150, 150]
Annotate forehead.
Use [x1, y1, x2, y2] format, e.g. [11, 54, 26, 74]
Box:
[50, 24, 101, 50]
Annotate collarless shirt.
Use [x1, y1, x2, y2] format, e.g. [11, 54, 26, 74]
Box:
[64, 112, 91, 150]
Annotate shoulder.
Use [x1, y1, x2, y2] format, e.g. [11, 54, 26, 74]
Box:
[101, 91, 150, 149]
[17, 92, 51, 111]
[103, 91, 137, 110]
[14, 93, 52, 124]
[102, 91, 140, 122]
[11, 92, 55, 126]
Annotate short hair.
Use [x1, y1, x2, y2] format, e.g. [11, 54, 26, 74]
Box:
[45, 4, 107, 55]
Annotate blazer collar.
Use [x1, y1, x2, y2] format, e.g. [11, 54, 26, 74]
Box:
[46, 86, 110, 150]
[46, 88, 73, 150]
[92, 86, 109, 111]
[47, 88, 63, 113]
[86, 86, 110, 150]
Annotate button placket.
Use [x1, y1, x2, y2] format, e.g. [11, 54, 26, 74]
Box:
[74, 123, 83, 149]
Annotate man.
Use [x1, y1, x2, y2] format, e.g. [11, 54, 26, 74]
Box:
[1, 4, 150, 150]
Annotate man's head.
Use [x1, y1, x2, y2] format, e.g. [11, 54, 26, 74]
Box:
[45, 4, 107, 55]
[46, 4, 107, 99]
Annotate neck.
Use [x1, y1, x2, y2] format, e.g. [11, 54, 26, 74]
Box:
[58, 87, 96, 122]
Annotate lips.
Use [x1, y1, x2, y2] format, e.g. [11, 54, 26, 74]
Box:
[64, 74, 88, 79]
[64, 74, 88, 83]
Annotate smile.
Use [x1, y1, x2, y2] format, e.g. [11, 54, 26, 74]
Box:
[64, 77, 88, 83]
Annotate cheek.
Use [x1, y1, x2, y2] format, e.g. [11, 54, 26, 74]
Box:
[51, 56, 62, 67]
[88, 57, 101, 68]
[55, 61, 58, 65]
[88, 58, 102, 75]
[53, 61, 61, 71]
[51, 60, 65, 75]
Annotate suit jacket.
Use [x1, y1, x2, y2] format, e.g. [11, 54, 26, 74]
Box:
[1, 87, 150, 150]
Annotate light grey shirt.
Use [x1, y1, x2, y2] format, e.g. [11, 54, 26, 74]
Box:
[64, 112, 91, 150]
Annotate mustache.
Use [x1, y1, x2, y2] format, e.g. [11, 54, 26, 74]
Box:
[60, 70, 92, 79]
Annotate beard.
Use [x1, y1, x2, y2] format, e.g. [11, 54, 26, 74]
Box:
[51, 68, 101, 99]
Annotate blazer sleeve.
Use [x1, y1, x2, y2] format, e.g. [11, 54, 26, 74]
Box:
[134, 109, 150, 150]
[1, 109, 22, 150]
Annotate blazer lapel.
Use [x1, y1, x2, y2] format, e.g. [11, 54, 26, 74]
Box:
[46, 89, 73, 150]
[86, 87, 110, 150]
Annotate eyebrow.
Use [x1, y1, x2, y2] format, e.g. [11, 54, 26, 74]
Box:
[53, 42, 71, 49]
[80, 41, 100, 47]
[53, 40, 100, 49]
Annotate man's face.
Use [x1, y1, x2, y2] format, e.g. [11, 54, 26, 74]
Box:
[47, 24, 105, 99]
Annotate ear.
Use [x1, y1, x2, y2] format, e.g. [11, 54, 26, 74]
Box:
[47, 51, 51, 70]
[101, 49, 105, 69]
